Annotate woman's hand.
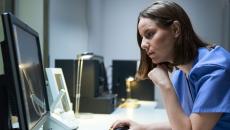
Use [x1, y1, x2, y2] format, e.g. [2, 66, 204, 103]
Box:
[110, 119, 146, 130]
[148, 64, 172, 89]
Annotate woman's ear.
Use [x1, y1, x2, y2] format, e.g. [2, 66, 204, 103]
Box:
[171, 20, 181, 38]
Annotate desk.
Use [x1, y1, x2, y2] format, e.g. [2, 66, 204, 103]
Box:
[77, 101, 168, 130]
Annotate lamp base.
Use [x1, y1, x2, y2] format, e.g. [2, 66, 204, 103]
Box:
[119, 99, 140, 109]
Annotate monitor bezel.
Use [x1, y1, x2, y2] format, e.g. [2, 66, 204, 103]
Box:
[1, 12, 49, 130]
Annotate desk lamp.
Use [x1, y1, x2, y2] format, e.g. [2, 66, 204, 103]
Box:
[119, 76, 140, 108]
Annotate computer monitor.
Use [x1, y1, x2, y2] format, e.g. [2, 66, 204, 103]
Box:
[0, 12, 49, 130]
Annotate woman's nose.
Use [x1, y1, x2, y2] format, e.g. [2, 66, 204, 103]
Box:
[141, 38, 149, 51]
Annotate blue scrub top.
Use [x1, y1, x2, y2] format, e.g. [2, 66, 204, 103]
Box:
[172, 46, 230, 130]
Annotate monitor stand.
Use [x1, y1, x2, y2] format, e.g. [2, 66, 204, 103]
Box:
[43, 89, 78, 130]
[43, 110, 78, 130]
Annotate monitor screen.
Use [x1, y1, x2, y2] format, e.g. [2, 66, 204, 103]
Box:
[0, 12, 49, 130]
[13, 25, 47, 129]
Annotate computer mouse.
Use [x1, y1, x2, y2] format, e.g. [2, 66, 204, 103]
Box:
[113, 125, 129, 130]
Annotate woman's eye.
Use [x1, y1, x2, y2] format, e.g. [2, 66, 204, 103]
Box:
[145, 32, 155, 39]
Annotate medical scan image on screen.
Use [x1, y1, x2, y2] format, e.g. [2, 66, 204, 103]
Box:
[13, 25, 47, 129]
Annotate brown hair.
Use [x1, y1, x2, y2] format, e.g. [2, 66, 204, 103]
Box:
[136, 1, 207, 80]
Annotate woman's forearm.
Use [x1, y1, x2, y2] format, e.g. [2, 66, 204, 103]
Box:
[159, 84, 192, 130]
[147, 65, 192, 130]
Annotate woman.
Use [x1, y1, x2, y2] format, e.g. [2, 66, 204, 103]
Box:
[110, 1, 230, 130]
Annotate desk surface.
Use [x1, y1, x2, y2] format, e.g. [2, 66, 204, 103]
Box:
[77, 101, 168, 130]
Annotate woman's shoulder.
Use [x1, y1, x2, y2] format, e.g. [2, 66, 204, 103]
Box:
[192, 46, 230, 72]
[189, 46, 230, 80]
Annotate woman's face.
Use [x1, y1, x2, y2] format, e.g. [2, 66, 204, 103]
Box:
[138, 17, 176, 64]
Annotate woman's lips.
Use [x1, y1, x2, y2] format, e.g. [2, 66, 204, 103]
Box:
[147, 51, 155, 58]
